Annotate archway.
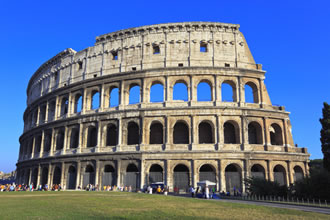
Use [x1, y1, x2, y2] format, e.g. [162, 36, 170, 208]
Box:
[224, 122, 238, 144]
[270, 124, 283, 145]
[106, 124, 118, 146]
[127, 122, 139, 145]
[87, 126, 97, 147]
[149, 164, 163, 183]
[83, 165, 95, 188]
[251, 164, 265, 179]
[67, 166, 77, 189]
[102, 165, 116, 187]
[124, 164, 139, 190]
[293, 166, 304, 182]
[248, 122, 262, 144]
[173, 122, 189, 144]
[173, 164, 190, 192]
[273, 165, 286, 186]
[41, 167, 48, 186]
[199, 164, 216, 183]
[225, 164, 242, 194]
[149, 122, 163, 144]
[53, 166, 61, 185]
[198, 122, 213, 144]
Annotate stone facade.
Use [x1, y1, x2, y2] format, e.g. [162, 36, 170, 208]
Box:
[17, 22, 309, 193]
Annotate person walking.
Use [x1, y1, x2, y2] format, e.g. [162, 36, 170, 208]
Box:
[205, 186, 209, 199]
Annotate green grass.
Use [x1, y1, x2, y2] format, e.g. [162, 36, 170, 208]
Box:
[0, 191, 328, 219]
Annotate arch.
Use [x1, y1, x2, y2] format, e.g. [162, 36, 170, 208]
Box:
[31, 168, 38, 186]
[173, 164, 190, 192]
[173, 121, 189, 144]
[106, 124, 118, 146]
[197, 82, 212, 101]
[70, 128, 79, 149]
[251, 164, 265, 179]
[87, 126, 97, 147]
[150, 83, 164, 103]
[248, 122, 263, 144]
[293, 166, 304, 182]
[56, 129, 65, 150]
[48, 101, 56, 121]
[149, 122, 163, 144]
[53, 166, 61, 185]
[41, 167, 48, 186]
[43, 131, 52, 152]
[149, 164, 163, 183]
[102, 165, 116, 186]
[273, 165, 286, 186]
[129, 85, 140, 104]
[173, 82, 188, 101]
[198, 121, 214, 144]
[221, 81, 236, 102]
[60, 97, 69, 115]
[35, 135, 42, 153]
[225, 164, 242, 194]
[91, 91, 100, 110]
[74, 94, 82, 113]
[224, 121, 239, 144]
[109, 87, 119, 107]
[245, 82, 259, 103]
[24, 169, 30, 184]
[67, 166, 76, 189]
[270, 123, 283, 146]
[83, 164, 95, 187]
[199, 164, 216, 184]
[127, 122, 139, 145]
[124, 163, 139, 191]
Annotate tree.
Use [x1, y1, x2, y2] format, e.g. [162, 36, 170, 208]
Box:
[320, 102, 330, 171]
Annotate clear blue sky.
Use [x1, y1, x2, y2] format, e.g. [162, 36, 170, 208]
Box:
[0, 0, 329, 173]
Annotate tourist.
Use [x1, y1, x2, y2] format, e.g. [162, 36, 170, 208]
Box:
[156, 185, 161, 194]
[205, 186, 209, 199]
[189, 186, 195, 198]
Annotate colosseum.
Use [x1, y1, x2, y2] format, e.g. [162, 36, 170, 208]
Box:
[17, 22, 309, 193]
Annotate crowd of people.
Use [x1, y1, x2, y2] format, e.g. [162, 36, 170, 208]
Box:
[0, 183, 64, 192]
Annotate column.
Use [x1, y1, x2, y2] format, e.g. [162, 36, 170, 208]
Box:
[76, 161, 81, 189]
[67, 92, 72, 116]
[78, 123, 83, 153]
[54, 95, 60, 120]
[100, 84, 105, 111]
[60, 162, 65, 189]
[220, 160, 226, 192]
[63, 126, 68, 154]
[283, 119, 289, 147]
[45, 101, 49, 122]
[31, 137, 36, 158]
[96, 122, 102, 151]
[188, 75, 193, 102]
[117, 119, 122, 146]
[287, 161, 293, 186]
[116, 159, 122, 187]
[40, 130, 45, 157]
[37, 165, 42, 186]
[191, 116, 197, 145]
[95, 160, 100, 189]
[243, 159, 250, 194]
[140, 159, 145, 190]
[191, 160, 196, 188]
[82, 88, 87, 114]
[263, 117, 269, 147]
[266, 160, 273, 181]
[47, 164, 53, 186]
[237, 76, 243, 106]
[119, 81, 125, 107]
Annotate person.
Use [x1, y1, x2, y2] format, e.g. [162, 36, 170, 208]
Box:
[189, 186, 195, 198]
[148, 185, 153, 194]
[205, 186, 209, 199]
[156, 185, 161, 194]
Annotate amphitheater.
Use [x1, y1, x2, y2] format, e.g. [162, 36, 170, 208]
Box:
[17, 22, 309, 193]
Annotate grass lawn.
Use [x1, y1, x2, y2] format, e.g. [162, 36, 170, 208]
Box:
[0, 191, 328, 219]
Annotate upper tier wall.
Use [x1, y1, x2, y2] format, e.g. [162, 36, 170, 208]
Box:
[27, 22, 258, 105]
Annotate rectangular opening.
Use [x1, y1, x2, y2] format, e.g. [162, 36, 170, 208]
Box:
[225, 63, 230, 67]
[153, 45, 160, 54]
[94, 74, 97, 78]
[132, 67, 137, 71]
[111, 51, 118, 60]
[78, 61, 83, 70]
[200, 42, 208, 52]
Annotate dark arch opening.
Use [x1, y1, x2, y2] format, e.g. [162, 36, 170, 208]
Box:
[199, 122, 213, 144]
[53, 167, 61, 185]
[199, 164, 216, 184]
[127, 122, 139, 145]
[173, 82, 188, 101]
[61, 97, 69, 115]
[56, 129, 65, 150]
[149, 164, 163, 183]
[67, 166, 76, 189]
[251, 164, 265, 179]
[149, 122, 163, 144]
[173, 122, 189, 144]
[248, 122, 262, 144]
[273, 165, 286, 186]
[43, 131, 52, 152]
[224, 122, 238, 144]
[87, 126, 97, 147]
[103, 165, 116, 187]
[70, 128, 79, 149]
[83, 165, 95, 187]
[125, 164, 139, 190]
[197, 82, 212, 101]
[35, 135, 42, 153]
[150, 83, 164, 103]
[173, 164, 189, 192]
[41, 168, 48, 186]
[225, 164, 241, 195]
[270, 123, 283, 146]
[106, 124, 118, 146]
[31, 168, 38, 186]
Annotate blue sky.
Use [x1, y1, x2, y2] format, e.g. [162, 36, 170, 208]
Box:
[0, 0, 329, 173]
